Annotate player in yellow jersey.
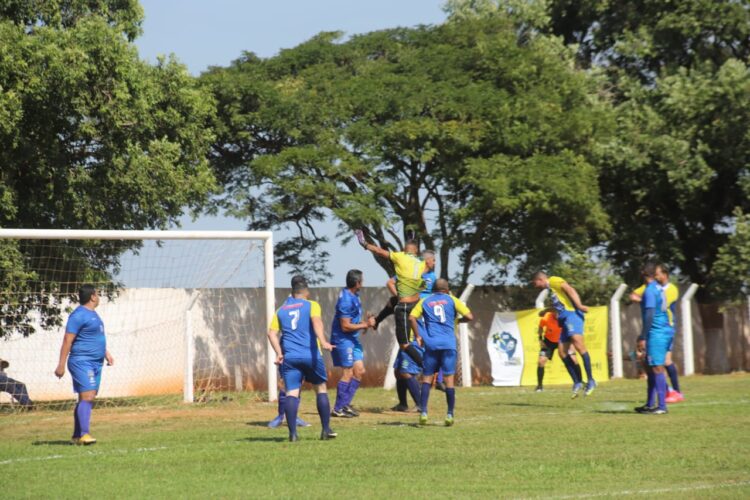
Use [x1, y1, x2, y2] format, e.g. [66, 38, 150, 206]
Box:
[532, 272, 596, 398]
[356, 230, 425, 367]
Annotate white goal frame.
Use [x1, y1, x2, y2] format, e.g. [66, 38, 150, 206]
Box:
[0, 228, 276, 404]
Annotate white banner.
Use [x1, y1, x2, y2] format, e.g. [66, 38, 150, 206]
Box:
[487, 312, 524, 386]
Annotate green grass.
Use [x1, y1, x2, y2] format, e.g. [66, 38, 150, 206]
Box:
[3, 374, 750, 498]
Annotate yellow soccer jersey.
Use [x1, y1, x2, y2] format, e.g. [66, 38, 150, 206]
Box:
[390, 251, 426, 298]
[548, 276, 575, 311]
[662, 282, 679, 327]
[632, 284, 646, 297]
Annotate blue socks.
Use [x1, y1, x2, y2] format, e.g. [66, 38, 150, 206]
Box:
[445, 388, 455, 416]
[73, 403, 81, 438]
[345, 379, 360, 407]
[284, 396, 300, 438]
[655, 372, 668, 410]
[420, 382, 432, 414]
[646, 369, 656, 407]
[316, 393, 331, 432]
[334, 380, 350, 411]
[666, 364, 680, 392]
[562, 356, 580, 384]
[581, 352, 594, 382]
[76, 400, 93, 436]
[405, 377, 421, 407]
[277, 390, 286, 418]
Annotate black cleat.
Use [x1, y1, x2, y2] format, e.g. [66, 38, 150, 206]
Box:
[331, 408, 354, 418]
[320, 429, 338, 440]
[634, 404, 656, 413]
[390, 404, 409, 412]
[289, 434, 299, 442]
[435, 381, 446, 392]
[343, 405, 359, 417]
[535, 385, 543, 392]
[645, 407, 668, 415]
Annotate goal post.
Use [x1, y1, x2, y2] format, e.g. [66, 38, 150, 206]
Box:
[0, 228, 275, 408]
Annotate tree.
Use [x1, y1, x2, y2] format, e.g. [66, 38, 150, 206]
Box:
[203, 14, 610, 285]
[0, 1, 217, 336]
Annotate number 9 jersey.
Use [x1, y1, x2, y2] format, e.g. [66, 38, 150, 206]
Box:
[271, 296, 322, 359]
[410, 292, 471, 351]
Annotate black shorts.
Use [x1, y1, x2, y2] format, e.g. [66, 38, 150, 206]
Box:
[394, 301, 416, 346]
[539, 338, 558, 359]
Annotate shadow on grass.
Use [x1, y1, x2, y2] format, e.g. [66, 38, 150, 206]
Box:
[32, 440, 73, 446]
[246, 421, 273, 427]
[496, 402, 557, 408]
[377, 421, 421, 428]
[237, 436, 287, 443]
[593, 410, 637, 414]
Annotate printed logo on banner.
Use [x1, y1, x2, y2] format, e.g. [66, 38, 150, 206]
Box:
[491, 331, 520, 365]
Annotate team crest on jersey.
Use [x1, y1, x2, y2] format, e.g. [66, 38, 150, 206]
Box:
[492, 331, 520, 364]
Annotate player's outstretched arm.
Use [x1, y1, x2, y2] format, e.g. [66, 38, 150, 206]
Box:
[267, 329, 284, 365]
[312, 317, 334, 351]
[356, 230, 391, 259]
[561, 282, 589, 312]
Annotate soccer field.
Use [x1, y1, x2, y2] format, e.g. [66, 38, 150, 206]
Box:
[3, 374, 749, 499]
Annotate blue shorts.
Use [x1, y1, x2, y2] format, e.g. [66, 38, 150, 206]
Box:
[394, 343, 423, 375]
[423, 349, 456, 377]
[68, 357, 103, 393]
[647, 330, 674, 367]
[331, 338, 363, 368]
[281, 357, 327, 391]
[558, 310, 585, 342]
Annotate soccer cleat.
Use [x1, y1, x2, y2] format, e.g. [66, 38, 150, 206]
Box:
[445, 415, 454, 427]
[535, 385, 543, 392]
[289, 433, 299, 442]
[76, 434, 97, 446]
[355, 229, 367, 248]
[331, 408, 354, 418]
[391, 403, 409, 412]
[418, 413, 428, 426]
[666, 390, 684, 403]
[296, 417, 312, 427]
[343, 405, 360, 417]
[435, 381, 446, 392]
[646, 408, 668, 415]
[267, 415, 284, 428]
[584, 380, 597, 396]
[571, 383, 583, 399]
[320, 429, 338, 440]
[634, 404, 656, 414]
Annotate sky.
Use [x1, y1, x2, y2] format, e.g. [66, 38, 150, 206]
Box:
[134, 0, 452, 288]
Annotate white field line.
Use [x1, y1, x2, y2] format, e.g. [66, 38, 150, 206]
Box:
[0, 446, 168, 466]
[539, 479, 750, 499]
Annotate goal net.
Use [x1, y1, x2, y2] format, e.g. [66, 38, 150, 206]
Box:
[0, 229, 275, 412]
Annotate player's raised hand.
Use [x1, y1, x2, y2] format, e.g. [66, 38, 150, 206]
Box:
[354, 229, 367, 248]
[54, 364, 65, 378]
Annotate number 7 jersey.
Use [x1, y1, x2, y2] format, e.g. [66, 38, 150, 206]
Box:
[410, 292, 471, 350]
[271, 296, 322, 359]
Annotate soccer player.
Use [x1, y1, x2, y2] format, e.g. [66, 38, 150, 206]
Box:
[267, 276, 337, 441]
[535, 308, 582, 392]
[356, 232, 426, 367]
[391, 338, 424, 412]
[330, 269, 376, 418]
[373, 250, 437, 330]
[0, 358, 33, 410]
[54, 284, 114, 445]
[633, 265, 674, 415]
[409, 278, 474, 426]
[532, 272, 596, 397]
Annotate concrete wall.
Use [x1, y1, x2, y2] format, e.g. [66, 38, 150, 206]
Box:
[2, 286, 748, 403]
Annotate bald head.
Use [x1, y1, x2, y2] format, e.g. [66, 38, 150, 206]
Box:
[434, 278, 450, 292]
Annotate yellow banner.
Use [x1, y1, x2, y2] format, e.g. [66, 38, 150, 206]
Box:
[519, 306, 609, 386]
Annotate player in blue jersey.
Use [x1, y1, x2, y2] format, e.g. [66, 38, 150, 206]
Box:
[532, 272, 595, 398]
[267, 276, 337, 441]
[655, 263, 683, 402]
[54, 285, 114, 445]
[391, 329, 425, 412]
[409, 279, 473, 427]
[331, 270, 376, 418]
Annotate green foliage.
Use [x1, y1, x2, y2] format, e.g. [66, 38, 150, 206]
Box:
[203, 14, 609, 284]
[712, 210, 750, 300]
[0, 3, 217, 336]
[548, 248, 623, 306]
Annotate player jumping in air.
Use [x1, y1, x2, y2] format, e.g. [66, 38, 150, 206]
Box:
[54, 284, 114, 445]
[267, 276, 337, 441]
[356, 231, 426, 367]
[373, 250, 437, 330]
[331, 269, 376, 418]
[532, 272, 596, 398]
[409, 279, 473, 427]
[535, 308, 582, 392]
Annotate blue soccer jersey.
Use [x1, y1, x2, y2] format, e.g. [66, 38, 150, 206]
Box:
[271, 297, 321, 359]
[331, 288, 363, 343]
[410, 292, 471, 351]
[419, 270, 437, 299]
[642, 281, 670, 332]
[66, 306, 106, 360]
